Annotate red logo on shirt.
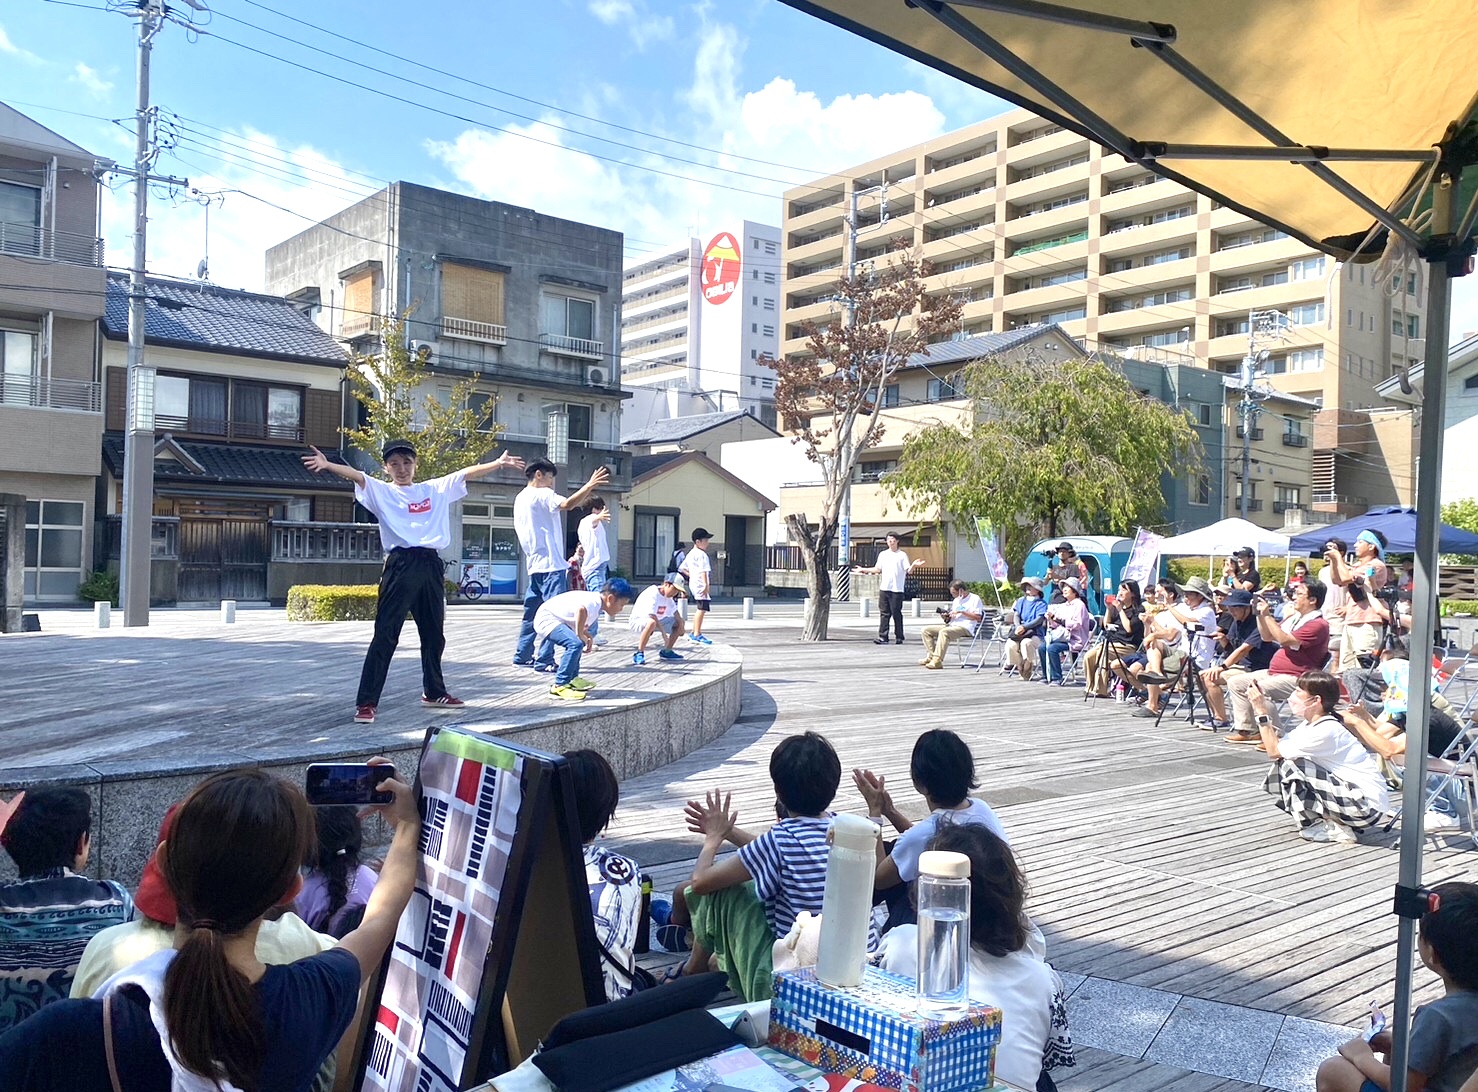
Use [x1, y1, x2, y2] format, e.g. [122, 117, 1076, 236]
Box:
[408, 498, 432, 514]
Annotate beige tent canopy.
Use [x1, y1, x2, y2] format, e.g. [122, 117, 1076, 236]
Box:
[775, 3, 1478, 1089]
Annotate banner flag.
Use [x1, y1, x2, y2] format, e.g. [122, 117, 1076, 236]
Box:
[1122, 527, 1163, 588]
[974, 518, 1010, 582]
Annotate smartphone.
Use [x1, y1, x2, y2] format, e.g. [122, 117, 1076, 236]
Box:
[1364, 1005, 1387, 1043]
[305, 763, 393, 806]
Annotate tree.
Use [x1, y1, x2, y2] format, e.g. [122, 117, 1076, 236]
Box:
[768, 251, 961, 641]
[884, 352, 1203, 571]
[1440, 497, 1478, 564]
[341, 315, 505, 478]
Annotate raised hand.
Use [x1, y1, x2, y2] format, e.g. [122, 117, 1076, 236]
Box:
[685, 789, 736, 844]
[496, 450, 527, 471]
[301, 446, 333, 473]
[852, 768, 891, 815]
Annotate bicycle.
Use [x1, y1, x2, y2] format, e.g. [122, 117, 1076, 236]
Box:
[445, 561, 487, 602]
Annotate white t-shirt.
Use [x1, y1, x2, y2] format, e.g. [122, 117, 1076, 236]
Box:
[877, 927, 1055, 1090]
[630, 585, 680, 631]
[1182, 601, 1220, 667]
[875, 549, 911, 593]
[1319, 563, 1347, 630]
[355, 471, 469, 552]
[533, 590, 603, 640]
[945, 592, 985, 636]
[514, 484, 567, 574]
[890, 799, 1008, 883]
[578, 512, 610, 577]
[1279, 714, 1391, 811]
[682, 547, 712, 599]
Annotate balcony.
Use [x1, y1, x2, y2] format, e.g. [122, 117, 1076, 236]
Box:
[0, 223, 104, 266]
[440, 316, 507, 345]
[0, 374, 101, 412]
[1237, 499, 1264, 512]
[152, 415, 304, 443]
[1282, 431, 1310, 448]
[340, 311, 379, 339]
[539, 333, 604, 360]
[1272, 501, 1297, 514]
[1235, 425, 1265, 441]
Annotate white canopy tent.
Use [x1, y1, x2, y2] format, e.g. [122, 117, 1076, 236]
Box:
[1157, 517, 1290, 558]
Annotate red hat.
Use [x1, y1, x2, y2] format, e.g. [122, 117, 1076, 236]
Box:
[134, 804, 180, 926]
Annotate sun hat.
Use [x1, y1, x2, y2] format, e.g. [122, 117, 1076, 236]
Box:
[1021, 576, 1045, 592]
[1183, 576, 1214, 600]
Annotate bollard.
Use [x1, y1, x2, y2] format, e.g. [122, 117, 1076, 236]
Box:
[802, 597, 811, 616]
[911, 599, 923, 618]
[742, 596, 754, 620]
[220, 600, 237, 624]
[860, 598, 871, 618]
[94, 601, 111, 629]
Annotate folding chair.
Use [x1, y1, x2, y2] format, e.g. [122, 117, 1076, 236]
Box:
[1060, 618, 1098, 687]
[1438, 640, 1478, 717]
[959, 610, 1007, 671]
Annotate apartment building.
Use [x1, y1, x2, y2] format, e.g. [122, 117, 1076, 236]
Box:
[0, 103, 108, 603]
[265, 183, 631, 599]
[781, 109, 1423, 525]
[620, 222, 781, 433]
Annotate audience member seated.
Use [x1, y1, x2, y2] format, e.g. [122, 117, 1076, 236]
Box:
[1224, 580, 1330, 744]
[295, 806, 379, 939]
[1286, 561, 1310, 594]
[1251, 670, 1390, 844]
[564, 749, 647, 1003]
[70, 804, 333, 999]
[1130, 577, 1219, 718]
[852, 729, 1008, 922]
[875, 824, 1071, 1091]
[0, 762, 419, 1092]
[1084, 580, 1144, 698]
[670, 731, 873, 1002]
[0, 787, 132, 1031]
[1200, 589, 1275, 729]
[1005, 577, 1048, 681]
[1039, 578, 1091, 686]
[918, 579, 984, 669]
[1112, 579, 1178, 698]
[1316, 881, 1478, 1092]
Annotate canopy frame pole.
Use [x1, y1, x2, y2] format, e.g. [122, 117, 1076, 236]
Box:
[913, 1, 1138, 162]
[941, 0, 1175, 43]
[1135, 143, 1438, 164]
[1135, 42, 1427, 250]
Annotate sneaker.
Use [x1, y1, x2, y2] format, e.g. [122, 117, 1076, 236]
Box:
[421, 694, 466, 709]
[925, 661, 944, 670]
[1327, 822, 1360, 844]
[354, 704, 376, 723]
[1130, 705, 1161, 718]
[632, 651, 646, 666]
[1424, 812, 1464, 831]
[655, 922, 692, 953]
[874, 637, 891, 645]
[549, 684, 586, 701]
[918, 657, 934, 666]
[512, 658, 535, 668]
[533, 661, 556, 673]
[1300, 821, 1336, 843]
[688, 634, 713, 646]
[1196, 718, 1231, 731]
[658, 648, 683, 661]
[567, 677, 597, 692]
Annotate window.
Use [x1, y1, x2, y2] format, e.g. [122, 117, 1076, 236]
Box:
[1108, 257, 1134, 273]
[1141, 328, 1190, 347]
[927, 376, 960, 402]
[859, 459, 897, 483]
[1261, 269, 1288, 286]
[0, 328, 38, 405]
[566, 403, 592, 444]
[466, 391, 496, 431]
[762, 325, 774, 337]
[882, 384, 900, 408]
[633, 510, 678, 578]
[1288, 347, 1324, 372]
[152, 373, 303, 439]
[1407, 314, 1421, 339]
[751, 269, 759, 281]
[1216, 317, 1251, 338]
[1217, 275, 1253, 294]
[1288, 302, 1325, 325]
[764, 272, 776, 284]
[1274, 485, 1301, 511]
[1464, 374, 1478, 391]
[763, 298, 776, 311]
[1408, 273, 1418, 295]
[1191, 474, 1211, 506]
[1196, 403, 1214, 427]
[751, 323, 758, 333]
[1041, 306, 1086, 324]
[0, 181, 41, 256]
[1142, 246, 1192, 266]
[441, 262, 506, 329]
[1290, 256, 1325, 280]
[24, 499, 85, 601]
[340, 269, 379, 336]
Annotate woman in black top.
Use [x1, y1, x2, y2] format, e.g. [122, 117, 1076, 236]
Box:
[1084, 579, 1145, 697]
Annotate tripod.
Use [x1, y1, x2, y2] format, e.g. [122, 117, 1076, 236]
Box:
[1083, 624, 1135, 704]
[1150, 639, 1215, 728]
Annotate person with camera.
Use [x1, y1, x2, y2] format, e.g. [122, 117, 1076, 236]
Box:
[1199, 589, 1275, 729]
[1324, 530, 1391, 672]
[1004, 577, 1049, 680]
[1224, 579, 1331, 743]
[1221, 547, 1261, 593]
[918, 579, 985, 669]
[1129, 576, 1219, 718]
[1084, 579, 1144, 698]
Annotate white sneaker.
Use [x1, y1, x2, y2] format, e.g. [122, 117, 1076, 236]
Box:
[1424, 812, 1464, 831]
[1300, 821, 1336, 843]
[1326, 821, 1360, 844]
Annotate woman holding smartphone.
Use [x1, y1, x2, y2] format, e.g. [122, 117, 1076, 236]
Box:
[1249, 671, 1391, 844]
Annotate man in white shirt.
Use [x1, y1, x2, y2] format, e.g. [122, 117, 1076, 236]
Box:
[854, 532, 923, 645]
[1133, 576, 1220, 718]
[918, 579, 984, 669]
[533, 579, 633, 700]
[514, 458, 609, 669]
[302, 439, 526, 724]
[629, 574, 689, 666]
[680, 528, 714, 645]
[576, 497, 612, 593]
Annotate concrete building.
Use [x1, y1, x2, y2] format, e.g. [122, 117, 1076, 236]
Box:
[781, 108, 1423, 524]
[265, 183, 630, 598]
[1376, 333, 1478, 504]
[0, 103, 108, 603]
[620, 222, 781, 432]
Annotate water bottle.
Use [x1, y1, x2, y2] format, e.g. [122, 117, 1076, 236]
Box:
[815, 813, 880, 988]
[916, 850, 971, 1013]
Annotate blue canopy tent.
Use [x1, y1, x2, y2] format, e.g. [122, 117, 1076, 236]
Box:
[1289, 507, 1478, 556]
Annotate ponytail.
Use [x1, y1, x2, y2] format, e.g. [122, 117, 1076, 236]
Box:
[164, 924, 267, 1091]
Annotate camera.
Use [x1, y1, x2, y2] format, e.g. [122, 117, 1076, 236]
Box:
[1348, 574, 1369, 604]
[936, 606, 951, 618]
[1186, 621, 1204, 634]
[1039, 548, 1057, 559]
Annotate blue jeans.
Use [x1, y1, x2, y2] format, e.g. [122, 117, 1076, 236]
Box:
[584, 563, 608, 594]
[1040, 639, 1071, 682]
[543, 622, 585, 685]
[515, 569, 568, 664]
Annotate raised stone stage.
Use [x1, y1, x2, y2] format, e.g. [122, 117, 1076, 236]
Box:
[0, 606, 741, 886]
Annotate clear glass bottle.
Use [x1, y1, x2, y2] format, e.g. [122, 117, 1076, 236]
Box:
[916, 849, 971, 1013]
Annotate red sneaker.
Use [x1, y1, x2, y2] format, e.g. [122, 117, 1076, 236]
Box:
[421, 694, 466, 710]
[354, 705, 376, 723]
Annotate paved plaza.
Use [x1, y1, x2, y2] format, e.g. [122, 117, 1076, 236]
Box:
[4, 599, 1476, 1091]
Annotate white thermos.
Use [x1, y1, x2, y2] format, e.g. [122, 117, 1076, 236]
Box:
[815, 813, 880, 987]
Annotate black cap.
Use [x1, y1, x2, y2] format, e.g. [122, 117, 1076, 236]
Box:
[1224, 589, 1255, 607]
[691, 527, 713, 541]
[1234, 546, 1255, 557]
[1056, 541, 1074, 551]
[381, 439, 417, 461]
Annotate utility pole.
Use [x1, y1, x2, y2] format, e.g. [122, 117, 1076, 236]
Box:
[1234, 309, 1286, 520]
[834, 179, 889, 603]
[117, 0, 194, 626]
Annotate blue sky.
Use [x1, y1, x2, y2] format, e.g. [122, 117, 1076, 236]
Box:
[3, 0, 1476, 337]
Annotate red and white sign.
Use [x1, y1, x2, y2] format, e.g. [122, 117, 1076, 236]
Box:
[700, 231, 742, 305]
[408, 497, 432, 514]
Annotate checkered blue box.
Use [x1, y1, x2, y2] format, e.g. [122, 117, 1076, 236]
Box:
[767, 966, 1001, 1092]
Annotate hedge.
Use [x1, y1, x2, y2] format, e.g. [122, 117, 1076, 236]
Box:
[286, 584, 379, 622]
[1442, 600, 1478, 617]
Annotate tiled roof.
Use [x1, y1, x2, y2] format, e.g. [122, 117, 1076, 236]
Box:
[102, 433, 354, 490]
[904, 325, 1082, 369]
[102, 272, 348, 367]
[621, 409, 778, 445]
[630, 452, 685, 479]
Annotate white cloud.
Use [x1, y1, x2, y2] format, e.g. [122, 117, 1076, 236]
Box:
[589, 0, 634, 23]
[0, 25, 41, 64]
[71, 62, 114, 97]
[588, 0, 674, 50]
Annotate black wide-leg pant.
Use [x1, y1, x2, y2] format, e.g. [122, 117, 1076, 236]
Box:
[878, 589, 905, 642]
[356, 546, 448, 707]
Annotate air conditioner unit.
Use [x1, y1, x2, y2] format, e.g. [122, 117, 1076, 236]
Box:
[585, 365, 606, 387]
[409, 340, 434, 360]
